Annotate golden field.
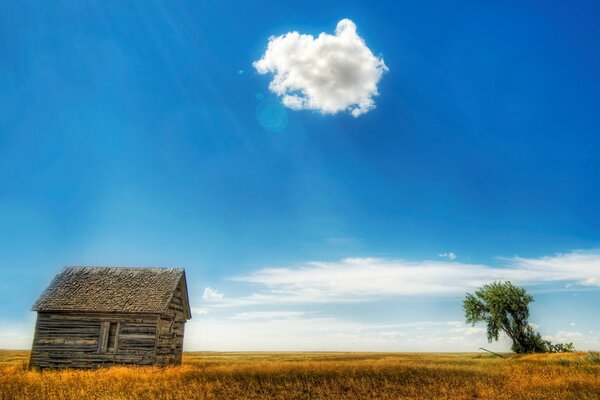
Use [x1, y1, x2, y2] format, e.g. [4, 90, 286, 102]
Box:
[1, 350, 599, 399]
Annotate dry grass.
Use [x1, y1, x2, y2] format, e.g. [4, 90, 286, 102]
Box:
[1, 350, 599, 399]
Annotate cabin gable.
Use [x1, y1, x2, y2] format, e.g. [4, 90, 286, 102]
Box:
[156, 279, 188, 365]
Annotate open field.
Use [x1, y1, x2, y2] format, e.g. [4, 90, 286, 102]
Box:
[1, 350, 599, 399]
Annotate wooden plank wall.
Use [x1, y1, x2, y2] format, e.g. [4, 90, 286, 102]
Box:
[30, 312, 159, 369]
[156, 284, 187, 366]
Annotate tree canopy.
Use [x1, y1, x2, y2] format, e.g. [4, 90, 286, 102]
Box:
[463, 281, 574, 353]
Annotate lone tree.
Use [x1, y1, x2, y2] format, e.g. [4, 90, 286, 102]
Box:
[463, 281, 574, 353]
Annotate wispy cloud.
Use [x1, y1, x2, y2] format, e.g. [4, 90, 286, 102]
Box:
[186, 313, 597, 351]
[543, 331, 582, 343]
[185, 316, 509, 352]
[230, 311, 307, 320]
[202, 287, 224, 300]
[185, 249, 600, 351]
[510, 250, 600, 286]
[0, 315, 36, 349]
[200, 250, 600, 307]
[448, 321, 486, 336]
[438, 252, 457, 260]
[254, 19, 387, 117]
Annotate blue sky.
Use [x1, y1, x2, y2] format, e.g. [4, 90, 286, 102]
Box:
[1, 0, 599, 350]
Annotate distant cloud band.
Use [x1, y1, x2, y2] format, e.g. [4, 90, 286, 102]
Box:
[205, 250, 600, 307]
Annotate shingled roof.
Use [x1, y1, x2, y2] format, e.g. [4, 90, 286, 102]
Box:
[32, 267, 191, 318]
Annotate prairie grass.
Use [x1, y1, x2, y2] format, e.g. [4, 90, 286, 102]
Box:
[1, 350, 599, 399]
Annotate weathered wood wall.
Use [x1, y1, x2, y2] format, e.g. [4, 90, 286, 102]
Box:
[30, 312, 159, 369]
[156, 283, 187, 366]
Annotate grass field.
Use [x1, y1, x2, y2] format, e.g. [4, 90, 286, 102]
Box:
[1, 350, 599, 399]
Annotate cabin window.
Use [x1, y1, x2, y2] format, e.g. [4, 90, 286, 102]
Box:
[107, 322, 118, 353]
[98, 322, 119, 354]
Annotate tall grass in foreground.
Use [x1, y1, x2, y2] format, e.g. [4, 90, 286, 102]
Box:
[1, 351, 599, 399]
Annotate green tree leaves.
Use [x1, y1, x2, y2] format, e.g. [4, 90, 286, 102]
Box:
[463, 281, 574, 353]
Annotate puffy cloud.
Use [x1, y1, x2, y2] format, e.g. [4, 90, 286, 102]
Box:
[202, 287, 224, 300]
[253, 19, 387, 117]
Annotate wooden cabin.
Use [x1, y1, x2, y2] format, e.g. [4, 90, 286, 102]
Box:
[30, 267, 191, 369]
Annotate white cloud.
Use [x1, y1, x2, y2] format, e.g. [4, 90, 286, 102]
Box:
[184, 249, 600, 351]
[184, 316, 508, 352]
[184, 250, 600, 351]
[230, 311, 307, 320]
[543, 331, 582, 342]
[511, 250, 600, 286]
[207, 250, 600, 307]
[379, 331, 405, 338]
[253, 19, 388, 117]
[448, 322, 486, 336]
[438, 252, 457, 260]
[202, 287, 224, 300]
[0, 315, 36, 349]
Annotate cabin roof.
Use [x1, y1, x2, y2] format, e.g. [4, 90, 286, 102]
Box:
[32, 267, 192, 319]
